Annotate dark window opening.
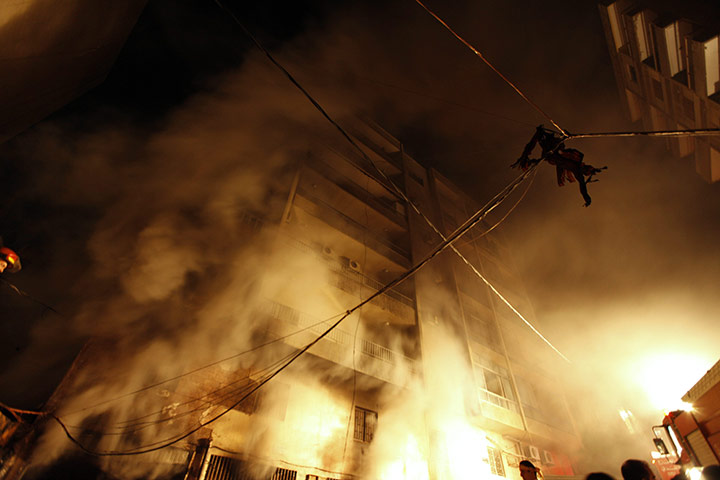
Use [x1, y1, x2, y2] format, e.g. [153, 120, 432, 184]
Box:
[628, 65, 638, 83]
[353, 406, 377, 443]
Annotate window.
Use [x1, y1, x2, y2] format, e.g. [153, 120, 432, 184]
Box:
[472, 355, 517, 412]
[605, 3, 627, 50]
[704, 36, 719, 96]
[467, 312, 502, 352]
[354, 406, 377, 443]
[409, 171, 424, 185]
[272, 468, 297, 480]
[652, 78, 664, 101]
[487, 446, 506, 477]
[682, 96, 695, 120]
[628, 64, 638, 83]
[306, 476, 318, 480]
[632, 11, 652, 63]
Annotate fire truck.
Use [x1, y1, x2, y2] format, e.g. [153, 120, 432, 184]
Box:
[651, 359, 720, 480]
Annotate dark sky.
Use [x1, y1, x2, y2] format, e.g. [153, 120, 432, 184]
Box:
[1, 0, 720, 472]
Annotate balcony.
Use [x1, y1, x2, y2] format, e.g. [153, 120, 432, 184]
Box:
[478, 388, 519, 414]
[281, 235, 417, 325]
[261, 300, 419, 385]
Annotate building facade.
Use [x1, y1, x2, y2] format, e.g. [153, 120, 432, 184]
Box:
[598, 1, 720, 182]
[167, 120, 582, 480]
[6, 120, 582, 480]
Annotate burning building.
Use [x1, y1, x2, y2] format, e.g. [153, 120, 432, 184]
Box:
[7, 117, 584, 480]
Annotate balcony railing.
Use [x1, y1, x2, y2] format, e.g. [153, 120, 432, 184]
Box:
[478, 388, 519, 413]
[263, 300, 418, 375]
[280, 236, 416, 320]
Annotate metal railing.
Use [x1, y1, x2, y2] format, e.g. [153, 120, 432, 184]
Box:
[262, 300, 417, 373]
[280, 236, 417, 319]
[478, 388, 519, 413]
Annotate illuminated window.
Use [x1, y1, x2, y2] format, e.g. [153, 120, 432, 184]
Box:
[487, 446, 506, 477]
[354, 406, 377, 443]
[705, 36, 719, 96]
[473, 356, 517, 412]
[605, 3, 627, 50]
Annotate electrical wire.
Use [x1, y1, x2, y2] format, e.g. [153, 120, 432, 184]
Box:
[49, 1, 568, 457]
[413, 0, 569, 137]
[212, 0, 568, 362]
[566, 127, 720, 140]
[455, 168, 537, 248]
[61, 312, 345, 417]
[51, 162, 539, 456]
[0, 278, 62, 316]
[67, 359, 284, 437]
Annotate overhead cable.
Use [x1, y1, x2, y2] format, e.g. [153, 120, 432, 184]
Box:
[51, 162, 540, 456]
[567, 127, 720, 140]
[413, 0, 569, 137]
[212, 0, 568, 362]
[61, 312, 345, 417]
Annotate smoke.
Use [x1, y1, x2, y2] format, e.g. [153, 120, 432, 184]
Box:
[4, 0, 720, 478]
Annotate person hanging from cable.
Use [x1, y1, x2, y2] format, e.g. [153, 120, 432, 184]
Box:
[512, 125, 606, 207]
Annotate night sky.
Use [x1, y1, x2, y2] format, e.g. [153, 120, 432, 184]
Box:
[2, 0, 720, 473]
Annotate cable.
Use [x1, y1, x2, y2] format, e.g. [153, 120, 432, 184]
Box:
[51, 162, 539, 456]
[61, 312, 345, 417]
[0, 401, 44, 417]
[0, 278, 62, 316]
[51, 2, 567, 456]
[213, 0, 567, 362]
[413, 0, 569, 137]
[455, 168, 537, 248]
[567, 127, 720, 140]
[306, 68, 534, 127]
[68, 360, 285, 437]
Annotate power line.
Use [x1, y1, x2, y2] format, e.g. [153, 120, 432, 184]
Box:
[49, 1, 568, 457]
[51, 163, 539, 456]
[61, 312, 345, 417]
[212, 0, 568, 361]
[455, 168, 537, 248]
[413, 0, 569, 137]
[567, 127, 720, 140]
[0, 278, 62, 316]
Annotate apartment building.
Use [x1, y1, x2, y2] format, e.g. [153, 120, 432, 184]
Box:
[157, 120, 582, 480]
[598, 1, 720, 181]
[4, 120, 582, 480]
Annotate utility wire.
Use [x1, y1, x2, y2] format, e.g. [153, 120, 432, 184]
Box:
[0, 278, 62, 316]
[413, 0, 569, 137]
[213, 0, 568, 361]
[456, 168, 537, 248]
[49, 1, 566, 456]
[567, 127, 720, 140]
[61, 312, 344, 417]
[51, 162, 539, 456]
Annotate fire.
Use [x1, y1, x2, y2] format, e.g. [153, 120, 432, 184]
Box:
[633, 353, 712, 412]
[378, 434, 429, 480]
[442, 419, 492, 480]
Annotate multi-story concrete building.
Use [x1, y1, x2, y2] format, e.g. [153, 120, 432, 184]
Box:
[5, 120, 582, 480]
[598, 1, 720, 182]
[148, 120, 579, 480]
